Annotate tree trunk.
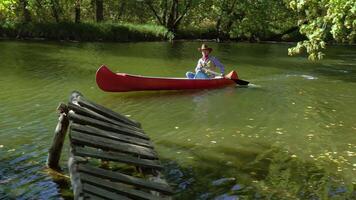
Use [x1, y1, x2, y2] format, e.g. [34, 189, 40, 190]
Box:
[117, 1, 125, 20]
[50, 0, 61, 23]
[96, 0, 104, 22]
[75, 0, 81, 23]
[19, 0, 31, 23]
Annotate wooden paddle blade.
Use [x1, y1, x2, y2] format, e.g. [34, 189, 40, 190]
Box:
[234, 79, 249, 85]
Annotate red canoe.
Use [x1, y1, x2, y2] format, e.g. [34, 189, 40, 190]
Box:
[96, 65, 240, 92]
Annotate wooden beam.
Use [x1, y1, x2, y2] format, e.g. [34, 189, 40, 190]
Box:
[71, 123, 153, 148]
[78, 164, 174, 194]
[68, 152, 87, 199]
[68, 111, 149, 140]
[81, 173, 170, 200]
[68, 102, 142, 132]
[83, 183, 133, 200]
[76, 96, 141, 127]
[47, 103, 69, 170]
[73, 146, 162, 169]
[70, 130, 158, 159]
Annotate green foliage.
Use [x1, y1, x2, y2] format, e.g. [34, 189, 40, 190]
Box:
[287, 0, 356, 60]
[0, 22, 170, 41]
[0, 0, 17, 22]
[0, 0, 354, 58]
[229, 0, 298, 41]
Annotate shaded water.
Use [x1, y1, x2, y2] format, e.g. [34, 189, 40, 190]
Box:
[0, 41, 355, 199]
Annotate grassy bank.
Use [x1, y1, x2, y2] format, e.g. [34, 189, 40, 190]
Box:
[0, 22, 306, 42]
[0, 22, 172, 42]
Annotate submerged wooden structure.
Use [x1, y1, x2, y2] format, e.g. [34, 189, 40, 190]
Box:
[47, 91, 173, 199]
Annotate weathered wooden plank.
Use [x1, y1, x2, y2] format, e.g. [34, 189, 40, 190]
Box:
[68, 102, 142, 133]
[68, 150, 88, 200]
[76, 96, 140, 128]
[83, 193, 108, 200]
[71, 123, 153, 149]
[47, 103, 69, 170]
[73, 146, 162, 169]
[83, 183, 133, 200]
[78, 164, 174, 195]
[70, 130, 158, 159]
[68, 111, 149, 140]
[81, 173, 170, 200]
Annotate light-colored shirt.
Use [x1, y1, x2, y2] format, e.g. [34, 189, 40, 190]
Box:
[195, 56, 225, 74]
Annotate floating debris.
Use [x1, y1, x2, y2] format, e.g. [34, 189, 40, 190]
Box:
[210, 141, 217, 144]
[175, 126, 179, 129]
[212, 177, 236, 186]
[125, 114, 131, 117]
[0, 145, 3, 148]
[276, 131, 283, 135]
[291, 155, 297, 158]
[231, 184, 242, 191]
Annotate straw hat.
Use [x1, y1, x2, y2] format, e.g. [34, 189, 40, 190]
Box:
[198, 44, 213, 52]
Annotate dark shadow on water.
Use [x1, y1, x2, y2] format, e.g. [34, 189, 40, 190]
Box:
[157, 140, 356, 200]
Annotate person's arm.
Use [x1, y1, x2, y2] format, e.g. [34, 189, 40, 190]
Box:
[195, 59, 203, 72]
[212, 57, 225, 74]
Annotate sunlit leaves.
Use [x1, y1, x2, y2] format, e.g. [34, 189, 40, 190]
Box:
[0, 0, 17, 22]
[287, 0, 356, 60]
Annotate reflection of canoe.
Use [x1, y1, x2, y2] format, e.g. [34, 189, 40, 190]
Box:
[96, 65, 238, 92]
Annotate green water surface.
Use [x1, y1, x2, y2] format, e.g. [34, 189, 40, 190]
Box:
[0, 41, 355, 199]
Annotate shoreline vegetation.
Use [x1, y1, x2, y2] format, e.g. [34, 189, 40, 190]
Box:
[0, 22, 305, 43]
[1, 0, 354, 59]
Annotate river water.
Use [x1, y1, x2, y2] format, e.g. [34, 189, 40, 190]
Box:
[0, 41, 355, 199]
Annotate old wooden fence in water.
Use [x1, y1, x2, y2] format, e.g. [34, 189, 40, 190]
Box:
[47, 91, 173, 199]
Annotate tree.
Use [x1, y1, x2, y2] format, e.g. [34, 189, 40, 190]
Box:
[50, 0, 61, 22]
[75, 0, 81, 23]
[0, 0, 17, 22]
[287, 0, 356, 60]
[19, 0, 32, 23]
[96, 0, 104, 22]
[144, 0, 193, 33]
[214, 0, 243, 40]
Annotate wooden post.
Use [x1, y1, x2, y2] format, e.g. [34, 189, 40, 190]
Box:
[47, 103, 69, 170]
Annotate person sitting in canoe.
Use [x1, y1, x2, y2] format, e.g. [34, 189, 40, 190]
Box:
[186, 44, 225, 79]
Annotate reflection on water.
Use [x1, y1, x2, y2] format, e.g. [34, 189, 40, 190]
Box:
[0, 41, 355, 199]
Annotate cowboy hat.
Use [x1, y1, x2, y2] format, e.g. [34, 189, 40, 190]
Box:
[198, 44, 213, 52]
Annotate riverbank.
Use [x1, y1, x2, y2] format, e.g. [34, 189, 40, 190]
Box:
[0, 22, 307, 43]
[0, 22, 172, 42]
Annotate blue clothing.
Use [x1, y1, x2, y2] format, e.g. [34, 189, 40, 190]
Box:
[186, 70, 210, 79]
[186, 56, 225, 79]
[196, 56, 225, 75]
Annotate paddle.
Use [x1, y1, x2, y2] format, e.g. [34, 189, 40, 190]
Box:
[203, 69, 250, 85]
